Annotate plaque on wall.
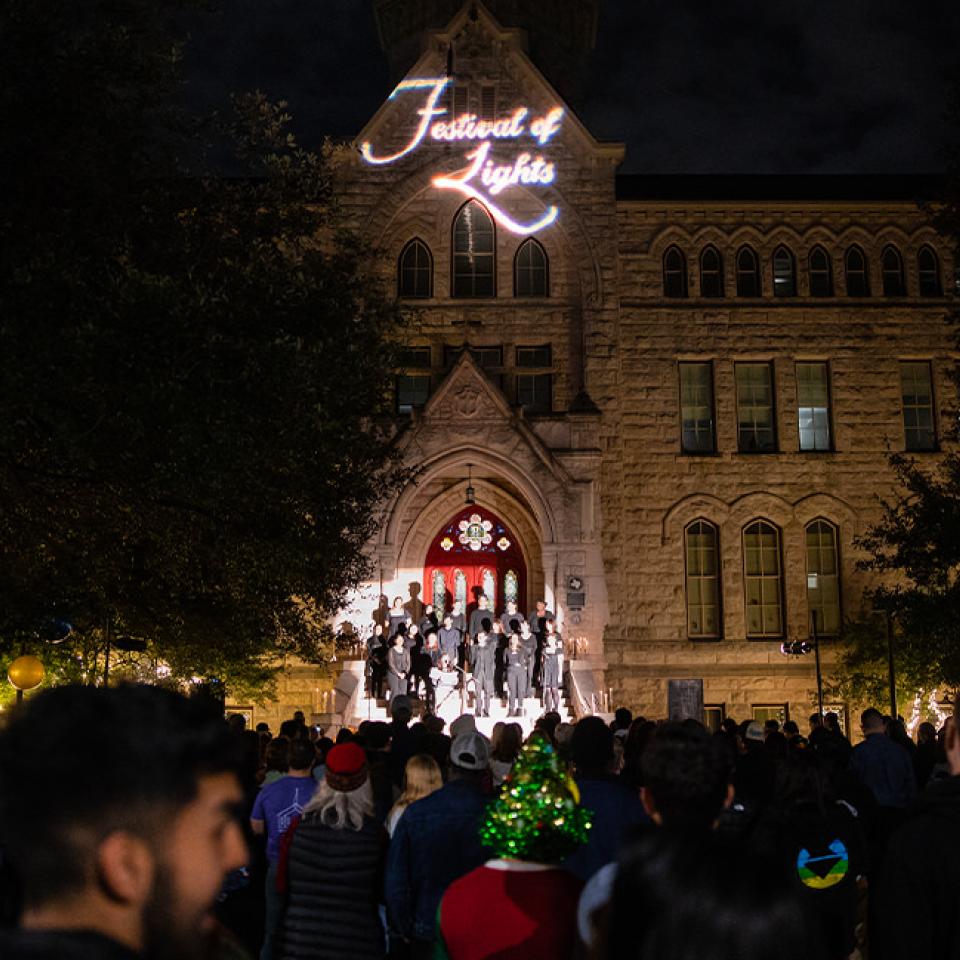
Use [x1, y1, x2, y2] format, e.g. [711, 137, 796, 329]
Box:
[668, 679, 704, 723]
[566, 592, 586, 609]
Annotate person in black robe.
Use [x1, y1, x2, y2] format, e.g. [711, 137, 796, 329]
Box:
[468, 595, 493, 639]
[386, 635, 410, 701]
[505, 635, 528, 718]
[470, 627, 497, 717]
[499, 600, 525, 635]
[366, 624, 387, 699]
[527, 599, 555, 639]
[387, 596, 407, 639]
[541, 630, 563, 712]
[449, 599, 467, 636]
[519, 621, 538, 697]
[419, 603, 439, 637]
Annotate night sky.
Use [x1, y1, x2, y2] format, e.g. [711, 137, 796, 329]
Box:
[182, 0, 960, 175]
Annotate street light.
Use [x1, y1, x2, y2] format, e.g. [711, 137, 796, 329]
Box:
[871, 607, 897, 720]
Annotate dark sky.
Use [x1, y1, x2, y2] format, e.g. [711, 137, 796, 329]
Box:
[182, 0, 960, 174]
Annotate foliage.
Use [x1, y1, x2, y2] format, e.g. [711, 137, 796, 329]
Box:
[0, 1, 406, 696]
[480, 737, 592, 863]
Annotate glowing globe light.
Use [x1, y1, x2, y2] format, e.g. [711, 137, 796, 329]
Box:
[8, 655, 45, 691]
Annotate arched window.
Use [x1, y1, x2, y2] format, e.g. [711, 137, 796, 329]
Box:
[454, 569, 468, 610]
[699, 246, 724, 298]
[482, 569, 496, 610]
[881, 245, 906, 296]
[663, 246, 688, 298]
[736, 246, 761, 297]
[772, 246, 796, 297]
[398, 238, 433, 298]
[503, 570, 519, 606]
[685, 520, 721, 639]
[742, 520, 783, 638]
[917, 245, 942, 297]
[805, 520, 840, 637]
[844, 246, 869, 297]
[808, 246, 833, 297]
[431, 570, 447, 620]
[514, 238, 548, 297]
[452, 201, 495, 298]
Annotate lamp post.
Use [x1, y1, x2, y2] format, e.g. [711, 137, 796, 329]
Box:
[871, 608, 898, 720]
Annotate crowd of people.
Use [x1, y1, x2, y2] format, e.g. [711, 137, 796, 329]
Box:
[366, 596, 563, 717]
[1, 683, 958, 960]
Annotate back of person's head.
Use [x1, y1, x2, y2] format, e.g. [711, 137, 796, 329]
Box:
[492, 722, 523, 763]
[288, 738, 315, 771]
[0, 684, 240, 910]
[918, 721, 937, 744]
[763, 718, 780, 735]
[604, 832, 821, 960]
[763, 730, 789, 761]
[773, 749, 833, 812]
[861, 707, 885, 732]
[390, 695, 413, 725]
[783, 720, 799, 737]
[721, 718, 739, 738]
[399, 753, 443, 805]
[571, 716, 615, 776]
[360, 720, 391, 751]
[824, 711, 841, 731]
[264, 736, 290, 773]
[640, 723, 732, 829]
[315, 736, 334, 764]
[613, 707, 632, 731]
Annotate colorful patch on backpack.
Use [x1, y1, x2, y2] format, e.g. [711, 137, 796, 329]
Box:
[796, 839, 849, 890]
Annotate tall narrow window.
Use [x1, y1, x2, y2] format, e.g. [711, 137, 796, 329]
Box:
[663, 246, 688, 298]
[679, 362, 716, 453]
[503, 570, 519, 606]
[432, 570, 447, 620]
[773, 246, 796, 297]
[806, 520, 840, 637]
[796, 362, 831, 452]
[735, 363, 777, 452]
[454, 569, 468, 610]
[743, 520, 784, 638]
[480, 85, 496, 121]
[736, 246, 761, 297]
[453, 201, 495, 298]
[514, 238, 548, 297]
[918, 246, 942, 297]
[808, 246, 833, 297]
[845, 246, 869, 297]
[685, 520, 721, 639]
[482, 569, 496, 610]
[900, 361, 937, 452]
[882, 245, 906, 296]
[699, 246, 724, 298]
[398, 239, 432, 298]
[516, 345, 552, 414]
[396, 347, 432, 414]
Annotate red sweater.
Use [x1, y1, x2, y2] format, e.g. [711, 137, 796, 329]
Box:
[437, 859, 583, 959]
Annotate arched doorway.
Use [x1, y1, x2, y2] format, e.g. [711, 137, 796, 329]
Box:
[423, 507, 527, 620]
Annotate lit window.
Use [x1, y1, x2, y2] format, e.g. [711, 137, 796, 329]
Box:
[432, 571, 447, 620]
[735, 363, 777, 452]
[844, 246, 869, 297]
[514, 238, 548, 297]
[453, 201, 495, 298]
[685, 520, 721, 639]
[699, 246, 724, 298]
[900, 361, 936, 452]
[917, 246, 942, 297]
[736, 247, 761, 297]
[679, 362, 716, 453]
[796, 362, 831, 452]
[881, 246, 906, 297]
[773, 246, 796, 297]
[743, 520, 784, 638]
[663, 246, 688, 298]
[809, 246, 833, 297]
[805, 520, 840, 637]
[398, 239, 432, 298]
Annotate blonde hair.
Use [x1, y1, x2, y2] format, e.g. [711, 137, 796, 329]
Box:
[389, 754, 442, 820]
[302, 778, 373, 831]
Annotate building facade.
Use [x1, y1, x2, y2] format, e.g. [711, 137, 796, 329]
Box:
[274, 2, 953, 728]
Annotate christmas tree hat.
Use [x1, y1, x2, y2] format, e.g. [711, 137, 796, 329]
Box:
[480, 735, 592, 863]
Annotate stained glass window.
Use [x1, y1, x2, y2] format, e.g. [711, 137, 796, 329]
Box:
[454, 570, 468, 610]
[458, 513, 494, 551]
[504, 570, 519, 606]
[482, 569, 496, 609]
[432, 570, 447, 620]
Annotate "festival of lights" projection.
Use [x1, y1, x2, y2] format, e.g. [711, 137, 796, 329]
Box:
[361, 77, 563, 235]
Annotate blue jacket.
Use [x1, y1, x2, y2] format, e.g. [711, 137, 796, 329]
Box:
[849, 733, 917, 809]
[385, 778, 490, 942]
[563, 775, 649, 881]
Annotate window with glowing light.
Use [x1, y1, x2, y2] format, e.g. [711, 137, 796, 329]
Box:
[900, 361, 937, 452]
[772, 246, 796, 297]
[453, 201, 496, 298]
[743, 520, 784, 639]
[432, 570, 447, 620]
[796, 362, 831, 452]
[685, 520, 721, 639]
[398, 239, 433, 298]
[735, 363, 777, 452]
[679, 362, 715, 453]
[805, 520, 840, 637]
[504, 570, 519, 607]
[454, 570, 468, 610]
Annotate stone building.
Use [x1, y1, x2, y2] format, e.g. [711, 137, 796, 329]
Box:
[239, 1, 954, 730]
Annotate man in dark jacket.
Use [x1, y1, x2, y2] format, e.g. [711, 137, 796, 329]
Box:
[385, 731, 491, 958]
[877, 707, 960, 957]
[0, 685, 247, 960]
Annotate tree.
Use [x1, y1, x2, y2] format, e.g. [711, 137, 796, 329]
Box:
[0, 2, 406, 699]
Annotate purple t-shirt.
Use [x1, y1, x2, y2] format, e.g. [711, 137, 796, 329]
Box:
[251, 775, 317, 863]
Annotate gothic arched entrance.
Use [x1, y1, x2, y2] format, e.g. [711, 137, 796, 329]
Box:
[423, 507, 527, 620]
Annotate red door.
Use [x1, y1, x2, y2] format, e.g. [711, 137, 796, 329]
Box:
[423, 508, 526, 620]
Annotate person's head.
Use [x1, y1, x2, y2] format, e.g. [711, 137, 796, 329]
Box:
[493, 620, 504, 634]
[449, 731, 490, 778]
[392, 633, 404, 649]
[479, 595, 488, 608]
[809, 712, 822, 731]
[918, 721, 937, 745]
[535, 600, 547, 614]
[443, 614, 453, 628]
[480, 616, 492, 634]
[947, 698, 960, 776]
[303, 743, 371, 831]
[824, 711, 841, 732]
[292, 710, 305, 724]
[390, 695, 412, 726]
[520, 621, 532, 636]
[407, 622, 419, 637]
[287, 737, 314, 773]
[861, 707, 885, 735]
[509, 633, 520, 650]
[640, 723, 733, 829]
[545, 618, 556, 635]
[264, 736, 290, 773]
[452, 599, 462, 613]
[571, 716, 615, 777]
[0, 685, 246, 958]
[783, 720, 799, 737]
[604, 832, 820, 960]
[360, 721, 390, 752]
[506, 600, 517, 612]
[492, 722, 523, 762]
[398, 754, 443, 806]
[392, 595, 404, 609]
[721, 718, 739, 739]
[613, 707, 632, 732]
[425, 629, 438, 647]
[424, 603, 434, 615]
[763, 718, 780, 738]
